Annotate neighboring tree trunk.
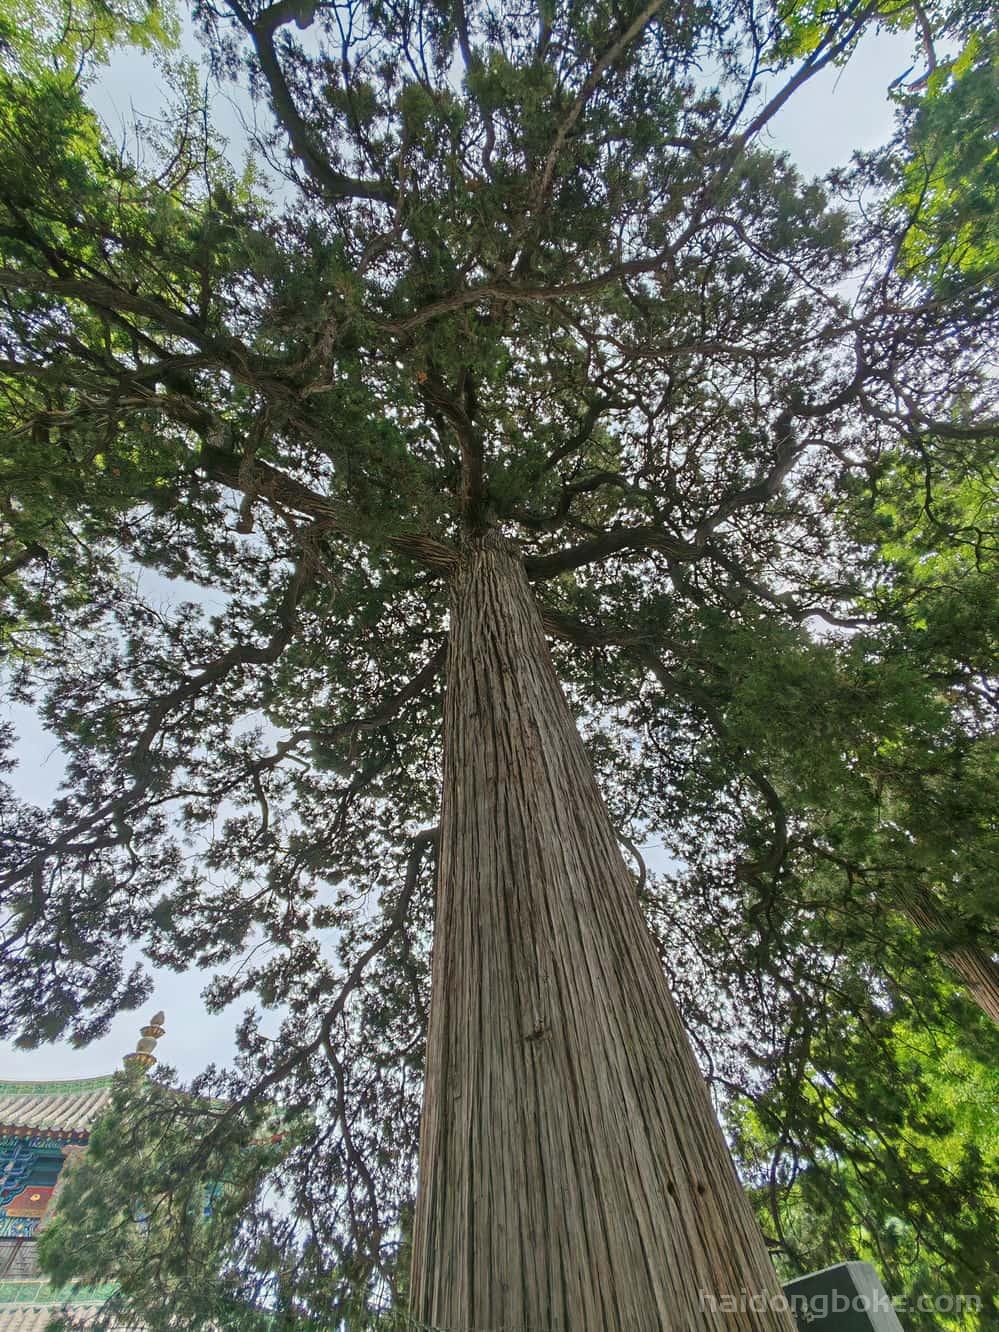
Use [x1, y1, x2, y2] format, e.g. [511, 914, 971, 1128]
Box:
[944, 947, 999, 1025]
[410, 532, 795, 1332]
[901, 889, 999, 1025]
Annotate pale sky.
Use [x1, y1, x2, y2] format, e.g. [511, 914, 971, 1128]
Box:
[1, 17, 920, 1086]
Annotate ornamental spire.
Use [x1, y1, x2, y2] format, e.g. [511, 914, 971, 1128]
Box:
[123, 1010, 166, 1072]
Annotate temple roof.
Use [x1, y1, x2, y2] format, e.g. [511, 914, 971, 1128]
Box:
[0, 1281, 123, 1331]
[0, 1308, 107, 1331]
[0, 1077, 115, 1139]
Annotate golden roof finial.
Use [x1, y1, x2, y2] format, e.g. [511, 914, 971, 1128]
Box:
[123, 1011, 166, 1072]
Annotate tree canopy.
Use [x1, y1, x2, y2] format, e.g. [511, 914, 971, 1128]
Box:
[0, 0, 996, 1324]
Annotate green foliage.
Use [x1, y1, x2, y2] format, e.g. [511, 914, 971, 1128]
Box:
[0, 0, 176, 77]
[894, 33, 998, 287]
[0, 0, 995, 1321]
[39, 1072, 298, 1329]
[731, 1013, 999, 1329]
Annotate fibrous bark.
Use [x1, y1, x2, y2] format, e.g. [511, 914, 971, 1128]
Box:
[410, 531, 795, 1331]
[944, 946, 999, 1025]
[902, 889, 999, 1026]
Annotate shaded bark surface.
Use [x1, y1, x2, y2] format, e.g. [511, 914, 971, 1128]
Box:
[901, 891, 999, 1025]
[410, 532, 795, 1331]
[946, 948, 999, 1025]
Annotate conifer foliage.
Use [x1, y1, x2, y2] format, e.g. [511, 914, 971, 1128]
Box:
[0, 0, 996, 1324]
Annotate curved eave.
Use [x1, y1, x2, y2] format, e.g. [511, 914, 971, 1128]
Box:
[0, 1077, 115, 1138]
[0, 1124, 91, 1143]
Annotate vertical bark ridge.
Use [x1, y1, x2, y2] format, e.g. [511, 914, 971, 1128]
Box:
[942, 946, 999, 1025]
[900, 890, 999, 1025]
[410, 531, 795, 1332]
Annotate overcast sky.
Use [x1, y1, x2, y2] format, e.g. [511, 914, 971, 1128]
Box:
[1, 17, 919, 1086]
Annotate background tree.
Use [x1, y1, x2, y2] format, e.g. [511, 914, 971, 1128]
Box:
[40, 1070, 293, 1331]
[1, 0, 996, 1325]
[729, 1010, 998, 1331]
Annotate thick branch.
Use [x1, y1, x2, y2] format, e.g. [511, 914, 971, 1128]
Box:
[199, 445, 457, 573]
[0, 268, 229, 351]
[228, 0, 394, 203]
[525, 525, 698, 579]
[692, 412, 798, 549]
[735, 2, 878, 148]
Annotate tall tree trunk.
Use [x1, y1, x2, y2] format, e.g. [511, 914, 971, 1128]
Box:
[410, 532, 795, 1331]
[901, 890, 999, 1025]
[944, 946, 999, 1025]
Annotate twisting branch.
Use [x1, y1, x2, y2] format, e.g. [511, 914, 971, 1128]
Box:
[906, 1, 938, 88]
[0, 540, 49, 581]
[224, 0, 394, 203]
[692, 411, 799, 550]
[295, 642, 447, 755]
[618, 832, 648, 896]
[199, 445, 458, 574]
[525, 524, 699, 579]
[0, 546, 315, 895]
[200, 826, 439, 1142]
[735, 1, 878, 148]
[541, 398, 613, 473]
[322, 826, 438, 1045]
